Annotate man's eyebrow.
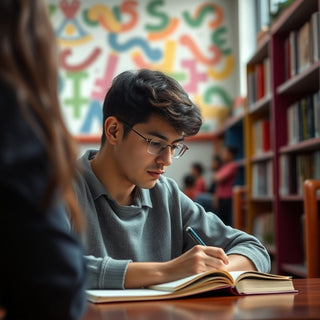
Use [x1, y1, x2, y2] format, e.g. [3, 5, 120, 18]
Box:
[146, 131, 185, 143]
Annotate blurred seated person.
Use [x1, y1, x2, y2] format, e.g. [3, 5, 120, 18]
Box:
[191, 162, 206, 193]
[213, 145, 238, 226]
[194, 154, 222, 211]
[183, 174, 198, 201]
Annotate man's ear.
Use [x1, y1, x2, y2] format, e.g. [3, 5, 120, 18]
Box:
[104, 117, 123, 145]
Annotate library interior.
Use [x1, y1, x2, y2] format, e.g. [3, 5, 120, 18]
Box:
[52, 0, 320, 279]
[2, 0, 319, 319]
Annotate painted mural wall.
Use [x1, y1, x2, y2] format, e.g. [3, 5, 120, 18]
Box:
[47, 0, 238, 139]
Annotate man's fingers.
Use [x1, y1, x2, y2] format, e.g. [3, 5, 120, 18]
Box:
[191, 245, 229, 267]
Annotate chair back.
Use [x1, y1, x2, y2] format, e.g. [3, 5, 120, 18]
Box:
[304, 179, 320, 278]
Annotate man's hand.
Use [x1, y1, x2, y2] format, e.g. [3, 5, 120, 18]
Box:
[124, 245, 230, 288]
[164, 245, 229, 277]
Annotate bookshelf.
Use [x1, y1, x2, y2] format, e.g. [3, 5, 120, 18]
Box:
[243, 0, 320, 277]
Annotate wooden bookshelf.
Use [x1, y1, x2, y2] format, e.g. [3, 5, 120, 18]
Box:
[248, 92, 272, 115]
[277, 61, 320, 95]
[272, 0, 320, 278]
[242, 0, 320, 277]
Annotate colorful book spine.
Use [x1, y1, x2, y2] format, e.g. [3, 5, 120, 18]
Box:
[311, 12, 320, 63]
[287, 93, 319, 145]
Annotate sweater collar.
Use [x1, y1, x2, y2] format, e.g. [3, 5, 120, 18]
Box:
[79, 149, 152, 209]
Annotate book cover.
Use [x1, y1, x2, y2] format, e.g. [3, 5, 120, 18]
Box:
[311, 12, 320, 63]
[305, 95, 315, 139]
[254, 121, 263, 155]
[247, 71, 256, 105]
[255, 62, 265, 100]
[289, 30, 298, 77]
[279, 154, 289, 196]
[299, 99, 308, 141]
[263, 57, 271, 95]
[297, 21, 311, 74]
[287, 103, 299, 145]
[314, 91, 320, 137]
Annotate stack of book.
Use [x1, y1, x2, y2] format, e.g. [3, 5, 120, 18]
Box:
[247, 57, 271, 105]
[252, 161, 273, 197]
[287, 91, 320, 144]
[279, 151, 320, 196]
[252, 119, 271, 155]
[284, 11, 320, 80]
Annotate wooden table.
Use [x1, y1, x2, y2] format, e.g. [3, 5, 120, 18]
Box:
[81, 278, 320, 320]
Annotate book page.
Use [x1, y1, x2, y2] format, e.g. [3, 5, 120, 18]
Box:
[87, 288, 170, 302]
[148, 273, 207, 292]
[149, 270, 234, 292]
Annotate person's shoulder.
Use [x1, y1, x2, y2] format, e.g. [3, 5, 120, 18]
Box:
[157, 174, 179, 186]
[76, 150, 98, 175]
[222, 161, 237, 170]
[229, 161, 238, 170]
[74, 150, 96, 191]
[154, 174, 181, 194]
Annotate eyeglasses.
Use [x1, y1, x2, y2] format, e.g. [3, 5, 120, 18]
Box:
[123, 123, 189, 159]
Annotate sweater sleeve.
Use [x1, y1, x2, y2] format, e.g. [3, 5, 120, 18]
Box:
[185, 202, 271, 273]
[84, 255, 131, 289]
[164, 177, 271, 274]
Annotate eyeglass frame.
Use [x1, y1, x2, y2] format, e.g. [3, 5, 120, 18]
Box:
[121, 121, 189, 159]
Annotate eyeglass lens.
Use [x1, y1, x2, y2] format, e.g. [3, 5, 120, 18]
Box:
[147, 139, 187, 158]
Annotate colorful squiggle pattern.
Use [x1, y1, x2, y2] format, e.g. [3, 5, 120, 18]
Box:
[52, 0, 235, 135]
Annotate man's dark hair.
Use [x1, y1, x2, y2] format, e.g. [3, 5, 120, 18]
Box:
[225, 145, 238, 158]
[184, 174, 196, 188]
[192, 162, 204, 175]
[100, 69, 202, 145]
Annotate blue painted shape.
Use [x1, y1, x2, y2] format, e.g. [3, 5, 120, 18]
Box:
[108, 33, 162, 61]
[80, 99, 103, 134]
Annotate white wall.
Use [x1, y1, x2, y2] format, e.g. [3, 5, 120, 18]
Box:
[237, 0, 257, 96]
[71, 0, 258, 192]
[165, 140, 215, 190]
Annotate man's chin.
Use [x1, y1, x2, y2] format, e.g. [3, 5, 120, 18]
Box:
[140, 180, 158, 189]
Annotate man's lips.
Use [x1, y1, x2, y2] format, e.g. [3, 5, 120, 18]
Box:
[147, 170, 165, 178]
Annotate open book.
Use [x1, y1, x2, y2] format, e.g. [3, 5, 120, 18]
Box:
[86, 270, 297, 303]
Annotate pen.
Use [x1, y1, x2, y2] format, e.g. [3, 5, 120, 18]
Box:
[186, 226, 206, 246]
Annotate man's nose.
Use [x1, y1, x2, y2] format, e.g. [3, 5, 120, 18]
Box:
[156, 145, 173, 166]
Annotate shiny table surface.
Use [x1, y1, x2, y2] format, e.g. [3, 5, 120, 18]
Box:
[81, 278, 320, 320]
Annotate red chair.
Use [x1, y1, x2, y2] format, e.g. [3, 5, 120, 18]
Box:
[303, 180, 320, 278]
[232, 186, 246, 231]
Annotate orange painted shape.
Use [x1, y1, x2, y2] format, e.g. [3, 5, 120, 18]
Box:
[120, 1, 139, 32]
[180, 34, 222, 65]
[147, 18, 179, 41]
[195, 2, 223, 29]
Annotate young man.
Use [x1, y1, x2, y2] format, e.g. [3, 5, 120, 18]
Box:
[74, 69, 270, 290]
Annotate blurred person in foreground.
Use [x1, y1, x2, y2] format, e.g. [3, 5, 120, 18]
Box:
[0, 1, 87, 319]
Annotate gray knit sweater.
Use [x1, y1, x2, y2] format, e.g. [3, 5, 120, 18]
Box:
[74, 150, 270, 289]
